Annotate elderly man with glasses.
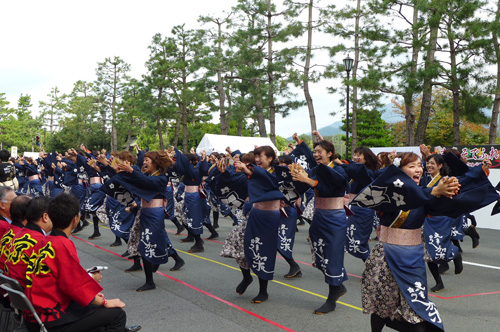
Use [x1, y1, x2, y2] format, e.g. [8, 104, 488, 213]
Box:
[0, 186, 17, 236]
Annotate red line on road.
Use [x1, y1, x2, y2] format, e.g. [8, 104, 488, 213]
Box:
[167, 229, 364, 279]
[72, 235, 297, 332]
[429, 291, 500, 300]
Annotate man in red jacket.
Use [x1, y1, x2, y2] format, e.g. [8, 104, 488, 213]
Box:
[24, 193, 140, 332]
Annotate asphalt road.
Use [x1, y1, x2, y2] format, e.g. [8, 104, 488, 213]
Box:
[72, 217, 500, 332]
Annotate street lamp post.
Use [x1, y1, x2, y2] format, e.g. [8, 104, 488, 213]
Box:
[343, 55, 354, 159]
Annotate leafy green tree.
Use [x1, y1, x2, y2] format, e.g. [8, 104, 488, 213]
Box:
[198, 12, 235, 135]
[474, 0, 500, 143]
[143, 33, 180, 150]
[0, 95, 43, 153]
[0, 93, 16, 150]
[325, 0, 385, 153]
[354, 108, 392, 147]
[355, 0, 426, 146]
[95, 56, 131, 151]
[414, 0, 446, 145]
[39, 87, 65, 135]
[282, 0, 324, 141]
[433, 0, 487, 144]
[119, 78, 145, 150]
[229, 0, 304, 144]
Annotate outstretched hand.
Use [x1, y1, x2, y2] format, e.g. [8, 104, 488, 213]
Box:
[216, 158, 227, 173]
[312, 130, 324, 142]
[432, 176, 460, 198]
[117, 161, 133, 173]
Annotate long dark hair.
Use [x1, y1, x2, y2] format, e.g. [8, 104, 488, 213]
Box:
[144, 151, 174, 174]
[353, 147, 380, 171]
[427, 154, 449, 176]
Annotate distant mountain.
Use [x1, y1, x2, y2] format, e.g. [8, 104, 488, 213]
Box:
[286, 121, 343, 140]
[380, 103, 405, 124]
[316, 121, 344, 136]
[288, 104, 404, 139]
[289, 103, 493, 139]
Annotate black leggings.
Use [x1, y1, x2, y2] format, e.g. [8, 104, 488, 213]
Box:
[27, 307, 126, 332]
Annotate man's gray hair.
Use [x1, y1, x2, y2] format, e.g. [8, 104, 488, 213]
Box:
[0, 186, 15, 202]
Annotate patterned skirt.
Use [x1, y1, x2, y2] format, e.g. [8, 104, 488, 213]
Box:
[362, 243, 424, 324]
[220, 210, 249, 269]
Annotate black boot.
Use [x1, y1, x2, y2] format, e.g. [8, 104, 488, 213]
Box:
[438, 261, 449, 274]
[428, 262, 444, 292]
[452, 239, 463, 253]
[137, 259, 156, 292]
[205, 223, 219, 240]
[212, 211, 219, 229]
[81, 212, 90, 228]
[188, 235, 204, 253]
[454, 252, 463, 275]
[171, 217, 185, 235]
[125, 256, 142, 272]
[464, 226, 480, 248]
[251, 278, 269, 303]
[297, 217, 305, 226]
[71, 221, 83, 234]
[385, 318, 423, 331]
[313, 284, 347, 314]
[110, 236, 122, 247]
[88, 215, 101, 239]
[370, 314, 386, 332]
[180, 227, 194, 243]
[283, 255, 302, 278]
[170, 251, 185, 271]
[236, 268, 253, 295]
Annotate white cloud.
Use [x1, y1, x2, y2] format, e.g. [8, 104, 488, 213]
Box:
[0, 0, 345, 137]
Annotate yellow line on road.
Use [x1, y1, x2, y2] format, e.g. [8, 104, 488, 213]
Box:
[95, 223, 363, 311]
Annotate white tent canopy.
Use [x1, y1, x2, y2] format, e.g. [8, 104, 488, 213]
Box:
[369, 146, 421, 156]
[196, 134, 277, 155]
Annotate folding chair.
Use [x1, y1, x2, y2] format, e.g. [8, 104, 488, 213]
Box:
[0, 297, 15, 332]
[0, 272, 24, 292]
[0, 284, 47, 332]
[0, 270, 17, 332]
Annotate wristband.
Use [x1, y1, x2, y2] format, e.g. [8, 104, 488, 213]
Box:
[102, 298, 106, 307]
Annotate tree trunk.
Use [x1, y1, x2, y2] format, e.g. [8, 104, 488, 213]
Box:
[448, 16, 460, 145]
[181, 102, 188, 153]
[125, 117, 134, 151]
[226, 83, 233, 130]
[489, 3, 500, 143]
[111, 64, 118, 152]
[217, 22, 229, 135]
[254, 81, 267, 137]
[173, 110, 181, 147]
[351, 0, 361, 152]
[405, 6, 420, 146]
[157, 88, 165, 150]
[157, 114, 164, 150]
[415, 5, 441, 145]
[267, 0, 276, 145]
[238, 120, 243, 136]
[304, 0, 317, 142]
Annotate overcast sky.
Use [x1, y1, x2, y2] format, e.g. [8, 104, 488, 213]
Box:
[0, 0, 348, 138]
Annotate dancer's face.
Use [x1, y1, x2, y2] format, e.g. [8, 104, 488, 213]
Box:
[353, 152, 365, 164]
[255, 151, 273, 169]
[401, 160, 423, 184]
[313, 146, 332, 165]
[426, 158, 442, 177]
[143, 157, 158, 174]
